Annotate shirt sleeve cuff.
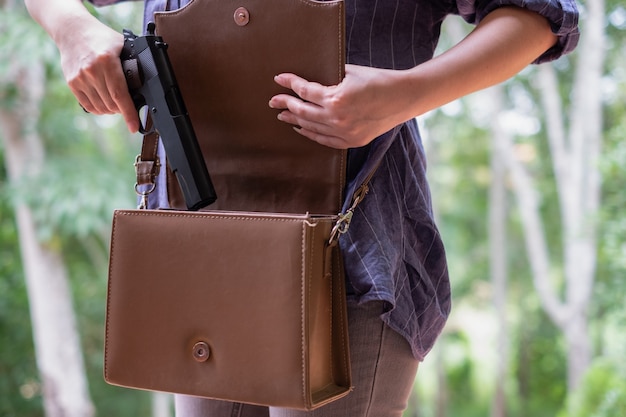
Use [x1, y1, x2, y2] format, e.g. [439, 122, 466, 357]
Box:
[456, 0, 580, 63]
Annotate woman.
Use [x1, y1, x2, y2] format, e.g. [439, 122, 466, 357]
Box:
[25, 0, 579, 416]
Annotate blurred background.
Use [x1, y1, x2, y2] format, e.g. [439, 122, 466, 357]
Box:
[1, 0, 625, 416]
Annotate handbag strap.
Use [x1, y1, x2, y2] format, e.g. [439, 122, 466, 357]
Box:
[134, 117, 161, 209]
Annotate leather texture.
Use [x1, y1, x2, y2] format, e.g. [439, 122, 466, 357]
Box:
[154, 0, 347, 214]
[105, 209, 352, 409]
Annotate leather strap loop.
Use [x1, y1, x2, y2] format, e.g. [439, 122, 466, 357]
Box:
[135, 115, 160, 187]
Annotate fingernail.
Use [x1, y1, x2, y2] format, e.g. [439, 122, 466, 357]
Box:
[277, 113, 283, 121]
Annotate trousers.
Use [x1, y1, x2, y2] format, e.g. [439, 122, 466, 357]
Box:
[175, 300, 419, 417]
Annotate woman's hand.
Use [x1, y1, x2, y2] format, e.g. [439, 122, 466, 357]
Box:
[57, 21, 139, 132]
[269, 64, 412, 149]
[269, 7, 557, 150]
[24, 0, 140, 133]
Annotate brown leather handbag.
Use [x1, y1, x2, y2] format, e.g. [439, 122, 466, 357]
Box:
[104, 0, 358, 410]
[105, 209, 352, 409]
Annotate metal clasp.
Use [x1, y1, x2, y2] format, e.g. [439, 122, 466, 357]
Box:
[133, 154, 160, 209]
[328, 183, 369, 246]
[329, 210, 353, 245]
[135, 182, 156, 209]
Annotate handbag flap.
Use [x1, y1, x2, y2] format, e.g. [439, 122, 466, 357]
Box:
[154, 0, 346, 214]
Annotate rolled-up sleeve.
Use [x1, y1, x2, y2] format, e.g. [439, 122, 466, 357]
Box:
[456, 0, 580, 62]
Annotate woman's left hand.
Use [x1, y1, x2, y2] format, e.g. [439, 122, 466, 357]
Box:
[269, 6, 558, 150]
[269, 64, 410, 149]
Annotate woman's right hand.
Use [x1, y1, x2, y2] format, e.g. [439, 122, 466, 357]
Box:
[57, 19, 139, 132]
[24, 0, 139, 132]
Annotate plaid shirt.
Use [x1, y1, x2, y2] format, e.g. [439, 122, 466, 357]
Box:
[91, 0, 579, 360]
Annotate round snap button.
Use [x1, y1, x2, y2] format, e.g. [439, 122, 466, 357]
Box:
[192, 341, 210, 362]
[234, 7, 250, 26]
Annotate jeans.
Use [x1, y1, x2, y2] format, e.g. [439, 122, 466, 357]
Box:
[175, 300, 419, 417]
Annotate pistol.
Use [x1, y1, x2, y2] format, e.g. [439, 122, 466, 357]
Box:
[120, 24, 217, 210]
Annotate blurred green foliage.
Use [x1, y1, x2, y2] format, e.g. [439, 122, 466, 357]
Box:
[560, 358, 626, 417]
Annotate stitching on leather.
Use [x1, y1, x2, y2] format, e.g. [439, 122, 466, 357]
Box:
[308, 223, 318, 407]
[335, 248, 350, 383]
[300, 221, 308, 407]
[335, 3, 346, 210]
[103, 212, 119, 381]
[327, 245, 334, 384]
[337, 3, 346, 211]
[117, 210, 336, 225]
[338, 2, 344, 81]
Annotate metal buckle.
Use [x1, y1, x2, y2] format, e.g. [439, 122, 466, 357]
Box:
[133, 154, 160, 209]
[328, 183, 369, 245]
[134, 182, 156, 209]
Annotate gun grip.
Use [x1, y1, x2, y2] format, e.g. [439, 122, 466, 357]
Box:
[122, 58, 143, 91]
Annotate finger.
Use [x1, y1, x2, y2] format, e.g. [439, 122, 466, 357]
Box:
[118, 98, 140, 133]
[94, 58, 128, 112]
[277, 109, 331, 136]
[70, 63, 139, 132]
[71, 84, 110, 114]
[271, 93, 329, 126]
[104, 66, 140, 133]
[73, 88, 94, 112]
[69, 75, 113, 115]
[274, 73, 326, 105]
[292, 126, 348, 150]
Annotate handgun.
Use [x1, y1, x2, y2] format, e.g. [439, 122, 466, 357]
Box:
[120, 23, 217, 210]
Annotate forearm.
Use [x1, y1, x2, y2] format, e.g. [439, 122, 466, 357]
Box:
[402, 6, 558, 117]
[267, 5, 561, 149]
[25, 0, 138, 131]
[24, 0, 122, 82]
[24, 0, 99, 48]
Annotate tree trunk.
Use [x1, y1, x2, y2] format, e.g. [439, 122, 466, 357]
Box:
[0, 22, 95, 417]
[487, 85, 509, 417]
[435, 343, 448, 417]
[535, 0, 604, 392]
[497, 0, 605, 394]
[12, 207, 95, 417]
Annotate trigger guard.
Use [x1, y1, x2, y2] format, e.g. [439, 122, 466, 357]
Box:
[138, 118, 155, 135]
[137, 105, 155, 135]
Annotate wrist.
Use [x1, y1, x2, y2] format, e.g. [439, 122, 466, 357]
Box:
[391, 65, 446, 119]
[54, 10, 101, 51]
